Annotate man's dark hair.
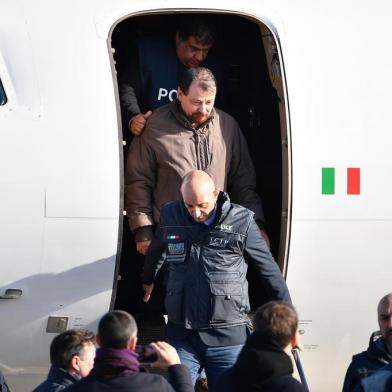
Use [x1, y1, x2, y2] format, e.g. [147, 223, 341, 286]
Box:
[177, 15, 216, 46]
[50, 329, 95, 369]
[179, 67, 217, 96]
[98, 310, 137, 349]
[253, 301, 298, 348]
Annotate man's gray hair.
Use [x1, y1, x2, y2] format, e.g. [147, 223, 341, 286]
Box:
[98, 310, 138, 349]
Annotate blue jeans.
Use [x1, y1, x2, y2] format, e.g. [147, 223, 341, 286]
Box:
[169, 333, 243, 392]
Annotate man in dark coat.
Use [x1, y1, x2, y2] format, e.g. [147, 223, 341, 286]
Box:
[65, 310, 193, 392]
[343, 293, 392, 391]
[215, 301, 306, 392]
[33, 329, 96, 392]
[353, 363, 392, 392]
[142, 170, 290, 391]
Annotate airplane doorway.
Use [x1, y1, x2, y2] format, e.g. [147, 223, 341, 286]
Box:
[109, 11, 291, 321]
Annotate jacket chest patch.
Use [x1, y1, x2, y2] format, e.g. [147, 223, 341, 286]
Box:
[209, 237, 229, 247]
[220, 224, 232, 231]
[168, 242, 185, 255]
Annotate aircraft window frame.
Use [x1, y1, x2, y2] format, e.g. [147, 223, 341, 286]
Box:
[0, 78, 7, 105]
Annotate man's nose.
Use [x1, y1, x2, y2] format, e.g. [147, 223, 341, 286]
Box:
[193, 208, 201, 218]
[195, 50, 204, 62]
[200, 103, 208, 115]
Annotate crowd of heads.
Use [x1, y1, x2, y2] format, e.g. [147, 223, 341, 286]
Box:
[24, 300, 299, 390]
[10, 291, 391, 391]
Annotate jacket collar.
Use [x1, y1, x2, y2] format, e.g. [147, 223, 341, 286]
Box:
[215, 191, 231, 224]
[47, 366, 80, 385]
[368, 333, 392, 362]
[231, 331, 294, 389]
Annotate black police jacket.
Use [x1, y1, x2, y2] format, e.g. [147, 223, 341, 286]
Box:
[215, 331, 307, 392]
[143, 192, 291, 330]
[343, 333, 391, 392]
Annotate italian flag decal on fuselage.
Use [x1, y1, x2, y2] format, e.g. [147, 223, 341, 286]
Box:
[322, 168, 360, 195]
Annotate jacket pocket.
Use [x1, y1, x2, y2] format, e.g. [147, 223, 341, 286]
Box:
[166, 254, 186, 264]
[165, 282, 184, 324]
[209, 281, 244, 323]
[165, 252, 186, 324]
[166, 241, 187, 266]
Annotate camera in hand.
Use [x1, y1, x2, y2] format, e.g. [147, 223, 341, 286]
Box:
[135, 345, 158, 363]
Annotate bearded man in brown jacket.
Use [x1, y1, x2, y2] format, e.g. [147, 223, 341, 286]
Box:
[125, 67, 266, 255]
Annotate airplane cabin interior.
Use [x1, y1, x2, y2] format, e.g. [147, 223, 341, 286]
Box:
[109, 12, 290, 332]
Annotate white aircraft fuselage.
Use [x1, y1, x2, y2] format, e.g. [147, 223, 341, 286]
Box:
[1, 1, 391, 391]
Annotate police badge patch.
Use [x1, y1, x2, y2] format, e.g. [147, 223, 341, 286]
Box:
[168, 242, 185, 255]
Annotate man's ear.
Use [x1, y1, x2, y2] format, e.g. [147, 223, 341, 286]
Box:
[127, 336, 138, 351]
[175, 31, 181, 46]
[213, 189, 220, 198]
[69, 355, 80, 374]
[177, 87, 184, 102]
[291, 331, 302, 350]
[96, 335, 102, 347]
